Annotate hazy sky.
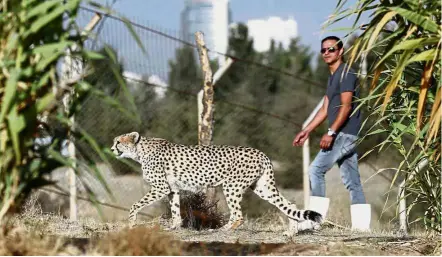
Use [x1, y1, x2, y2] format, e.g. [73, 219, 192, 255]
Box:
[84, 0, 369, 79]
[96, 0, 368, 51]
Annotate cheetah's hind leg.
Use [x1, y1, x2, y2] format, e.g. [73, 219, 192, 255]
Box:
[220, 183, 245, 231]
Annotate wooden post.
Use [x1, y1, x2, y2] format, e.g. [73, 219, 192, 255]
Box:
[195, 31, 215, 146]
[194, 31, 216, 201]
[63, 13, 102, 222]
[197, 57, 233, 136]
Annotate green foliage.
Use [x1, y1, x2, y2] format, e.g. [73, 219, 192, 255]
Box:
[0, 1, 141, 221]
[327, 0, 441, 232]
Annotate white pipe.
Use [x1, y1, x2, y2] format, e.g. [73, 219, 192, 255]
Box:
[303, 97, 325, 128]
[68, 116, 77, 222]
[213, 58, 233, 86]
[399, 179, 407, 232]
[197, 90, 203, 131]
[302, 97, 324, 208]
[398, 158, 428, 233]
[302, 137, 310, 208]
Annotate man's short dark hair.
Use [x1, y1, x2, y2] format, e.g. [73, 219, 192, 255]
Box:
[321, 36, 343, 49]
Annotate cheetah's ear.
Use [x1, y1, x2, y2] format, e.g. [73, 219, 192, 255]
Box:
[128, 132, 140, 144]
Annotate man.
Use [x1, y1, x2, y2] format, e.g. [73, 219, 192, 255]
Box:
[293, 36, 370, 231]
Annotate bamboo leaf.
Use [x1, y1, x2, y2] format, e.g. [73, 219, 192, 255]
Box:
[416, 61, 435, 130]
[83, 51, 105, 60]
[7, 107, 26, 164]
[427, 104, 441, 143]
[367, 10, 397, 51]
[378, 38, 440, 66]
[33, 42, 77, 71]
[0, 69, 19, 124]
[121, 17, 147, 55]
[381, 50, 414, 114]
[367, 128, 388, 135]
[402, 0, 419, 10]
[371, 67, 383, 91]
[0, 129, 7, 153]
[36, 93, 55, 113]
[363, 167, 397, 184]
[406, 49, 438, 64]
[32, 42, 74, 55]
[25, 0, 80, 37]
[429, 86, 441, 123]
[25, 0, 60, 21]
[389, 6, 439, 33]
[90, 4, 147, 55]
[348, 39, 362, 69]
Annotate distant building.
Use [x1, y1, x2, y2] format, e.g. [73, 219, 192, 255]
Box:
[180, 0, 231, 66]
[123, 71, 168, 99]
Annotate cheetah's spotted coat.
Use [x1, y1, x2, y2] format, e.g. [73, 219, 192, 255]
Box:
[111, 132, 322, 236]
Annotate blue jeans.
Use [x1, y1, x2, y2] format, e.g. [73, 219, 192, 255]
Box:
[309, 132, 366, 204]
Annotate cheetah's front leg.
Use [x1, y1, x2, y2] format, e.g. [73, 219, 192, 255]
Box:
[129, 186, 170, 227]
[168, 191, 182, 229]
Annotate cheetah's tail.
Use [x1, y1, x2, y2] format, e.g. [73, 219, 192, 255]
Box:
[296, 210, 323, 223]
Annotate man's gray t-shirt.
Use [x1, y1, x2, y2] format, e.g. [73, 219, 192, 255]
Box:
[326, 63, 361, 136]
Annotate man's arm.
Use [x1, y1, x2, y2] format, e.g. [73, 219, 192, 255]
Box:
[303, 95, 329, 133]
[329, 92, 353, 132]
[292, 96, 328, 147]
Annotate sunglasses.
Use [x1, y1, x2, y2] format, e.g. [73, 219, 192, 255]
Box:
[320, 47, 338, 54]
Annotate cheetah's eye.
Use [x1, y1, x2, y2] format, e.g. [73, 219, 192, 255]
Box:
[115, 142, 124, 155]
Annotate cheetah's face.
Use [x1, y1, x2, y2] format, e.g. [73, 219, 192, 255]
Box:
[111, 132, 140, 160]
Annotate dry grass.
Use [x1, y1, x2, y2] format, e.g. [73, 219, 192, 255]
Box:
[267, 241, 387, 256]
[0, 226, 81, 256]
[5, 204, 441, 256]
[87, 226, 185, 255]
[0, 224, 185, 256]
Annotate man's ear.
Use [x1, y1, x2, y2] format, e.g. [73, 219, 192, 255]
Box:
[129, 132, 140, 144]
[339, 47, 344, 58]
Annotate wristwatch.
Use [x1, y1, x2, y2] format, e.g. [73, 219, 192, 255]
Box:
[327, 128, 337, 137]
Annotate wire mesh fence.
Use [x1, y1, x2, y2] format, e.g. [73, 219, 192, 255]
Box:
[38, 5, 334, 221]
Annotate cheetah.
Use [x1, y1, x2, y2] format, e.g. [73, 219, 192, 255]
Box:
[111, 132, 322, 237]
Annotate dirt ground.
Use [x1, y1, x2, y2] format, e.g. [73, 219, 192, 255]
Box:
[4, 162, 437, 255]
[4, 208, 439, 256]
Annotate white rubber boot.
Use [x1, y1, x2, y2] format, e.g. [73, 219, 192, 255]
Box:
[297, 196, 330, 231]
[351, 204, 371, 232]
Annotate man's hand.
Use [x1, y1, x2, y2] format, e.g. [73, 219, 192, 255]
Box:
[293, 130, 310, 146]
[320, 134, 334, 150]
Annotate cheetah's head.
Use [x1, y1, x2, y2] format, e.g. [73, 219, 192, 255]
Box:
[111, 132, 141, 160]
